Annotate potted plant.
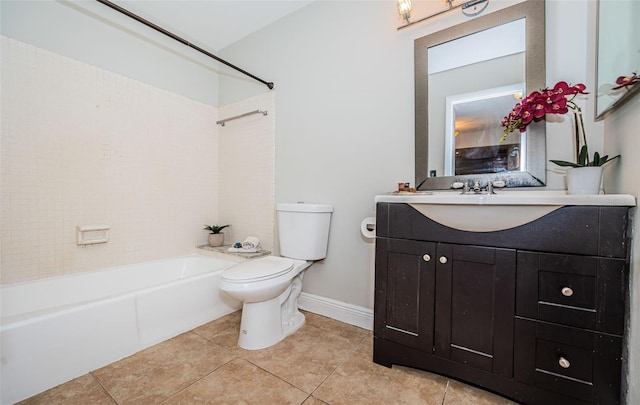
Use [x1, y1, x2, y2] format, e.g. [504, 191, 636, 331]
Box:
[203, 224, 231, 247]
[501, 81, 619, 194]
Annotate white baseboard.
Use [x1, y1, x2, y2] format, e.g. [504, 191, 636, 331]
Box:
[298, 292, 373, 331]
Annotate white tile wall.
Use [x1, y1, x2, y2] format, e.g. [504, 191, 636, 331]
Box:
[1, 37, 221, 284]
[218, 93, 276, 252]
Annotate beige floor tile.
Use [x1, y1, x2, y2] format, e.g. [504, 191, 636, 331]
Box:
[302, 396, 330, 405]
[92, 331, 234, 405]
[303, 311, 369, 345]
[352, 333, 374, 359]
[443, 380, 519, 405]
[17, 374, 115, 405]
[243, 323, 358, 393]
[193, 310, 242, 340]
[21, 311, 523, 405]
[313, 338, 448, 405]
[163, 358, 308, 405]
[193, 310, 245, 356]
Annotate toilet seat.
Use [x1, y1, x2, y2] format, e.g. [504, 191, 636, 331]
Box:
[222, 256, 294, 282]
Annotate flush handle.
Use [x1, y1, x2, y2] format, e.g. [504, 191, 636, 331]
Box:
[561, 287, 574, 297]
[558, 357, 571, 369]
[423, 254, 431, 262]
[439, 256, 448, 264]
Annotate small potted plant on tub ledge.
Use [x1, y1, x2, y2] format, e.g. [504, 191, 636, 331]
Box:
[203, 224, 231, 247]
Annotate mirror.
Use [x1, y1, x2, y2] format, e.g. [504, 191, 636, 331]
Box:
[445, 83, 525, 176]
[415, 0, 546, 190]
[595, 0, 640, 120]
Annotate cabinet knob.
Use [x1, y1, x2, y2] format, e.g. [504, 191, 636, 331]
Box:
[439, 256, 448, 264]
[561, 287, 574, 297]
[558, 357, 571, 369]
[423, 254, 431, 262]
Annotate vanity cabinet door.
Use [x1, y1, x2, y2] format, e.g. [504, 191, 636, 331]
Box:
[374, 238, 436, 353]
[434, 243, 516, 377]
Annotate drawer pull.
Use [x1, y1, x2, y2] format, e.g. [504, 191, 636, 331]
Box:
[423, 254, 431, 262]
[558, 357, 571, 369]
[561, 287, 574, 297]
[439, 256, 448, 264]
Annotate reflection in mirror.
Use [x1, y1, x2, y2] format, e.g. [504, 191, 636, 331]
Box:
[430, 18, 525, 178]
[415, 0, 546, 190]
[445, 84, 525, 176]
[595, 0, 640, 120]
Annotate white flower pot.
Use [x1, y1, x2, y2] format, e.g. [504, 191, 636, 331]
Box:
[208, 233, 225, 247]
[566, 166, 603, 195]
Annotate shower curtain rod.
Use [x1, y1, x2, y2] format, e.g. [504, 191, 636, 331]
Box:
[95, 0, 274, 90]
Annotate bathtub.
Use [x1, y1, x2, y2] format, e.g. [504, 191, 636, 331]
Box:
[0, 253, 242, 404]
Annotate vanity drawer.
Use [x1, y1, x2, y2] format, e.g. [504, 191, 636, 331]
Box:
[514, 318, 622, 404]
[516, 251, 626, 334]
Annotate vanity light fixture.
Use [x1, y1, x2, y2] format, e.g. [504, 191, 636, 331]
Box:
[397, 0, 413, 24]
[397, 0, 489, 30]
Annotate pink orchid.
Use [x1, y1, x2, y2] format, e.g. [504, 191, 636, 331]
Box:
[611, 73, 640, 90]
[501, 81, 599, 167]
[501, 81, 587, 139]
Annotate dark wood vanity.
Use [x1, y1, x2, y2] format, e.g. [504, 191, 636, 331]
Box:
[374, 202, 631, 405]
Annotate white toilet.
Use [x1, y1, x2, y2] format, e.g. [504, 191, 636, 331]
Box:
[219, 202, 333, 350]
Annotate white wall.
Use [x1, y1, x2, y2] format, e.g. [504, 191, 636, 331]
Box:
[218, 0, 603, 308]
[604, 95, 640, 405]
[0, 0, 220, 105]
[0, 37, 220, 283]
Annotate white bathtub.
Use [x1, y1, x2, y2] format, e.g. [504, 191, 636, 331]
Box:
[0, 253, 242, 404]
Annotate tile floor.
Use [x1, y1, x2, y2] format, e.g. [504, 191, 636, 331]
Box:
[19, 311, 518, 405]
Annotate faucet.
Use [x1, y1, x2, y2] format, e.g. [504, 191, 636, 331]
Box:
[461, 180, 495, 195]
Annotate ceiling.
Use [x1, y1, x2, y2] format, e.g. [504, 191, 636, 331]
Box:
[116, 0, 315, 51]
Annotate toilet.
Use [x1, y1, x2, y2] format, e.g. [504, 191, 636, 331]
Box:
[219, 202, 333, 350]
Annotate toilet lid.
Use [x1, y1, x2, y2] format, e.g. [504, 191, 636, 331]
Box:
[222, 256, 294, 282]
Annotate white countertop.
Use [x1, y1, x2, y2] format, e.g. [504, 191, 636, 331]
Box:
[375, 190, 636, 207]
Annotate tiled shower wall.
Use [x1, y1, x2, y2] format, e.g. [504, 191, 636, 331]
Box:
[218, 93, 276, 252]
[1, 36, 220, 284]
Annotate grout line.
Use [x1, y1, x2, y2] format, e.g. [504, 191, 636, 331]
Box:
[89, 371, 121, 405]
[245, 358, 309, 395]
[307, 328, 372, 401]
[441, 380, 451, 405]
[157, 358, 237, 404]
[183, 313, 311, 399]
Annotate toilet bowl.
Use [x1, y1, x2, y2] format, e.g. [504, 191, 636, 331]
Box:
[219, 202, 333, 350]
[220, 256, 312, 350]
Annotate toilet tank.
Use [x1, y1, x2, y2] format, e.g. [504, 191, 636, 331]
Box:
[277, 203, 333, 260]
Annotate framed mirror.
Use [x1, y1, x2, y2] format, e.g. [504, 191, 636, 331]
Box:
[595, 0, 640, 120]
[415, 0, 546, 190]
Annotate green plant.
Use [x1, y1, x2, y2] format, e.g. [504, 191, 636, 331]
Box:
[550, 145, 619, 168]
[203, 224, 231, 234]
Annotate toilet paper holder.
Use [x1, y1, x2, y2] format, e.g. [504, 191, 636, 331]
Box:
[360, 217, 376, 239]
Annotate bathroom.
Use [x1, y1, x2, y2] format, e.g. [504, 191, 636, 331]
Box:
[1, 0, 639, 404]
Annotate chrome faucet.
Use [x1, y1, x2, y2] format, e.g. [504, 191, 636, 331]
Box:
[461, 180, 495, 195]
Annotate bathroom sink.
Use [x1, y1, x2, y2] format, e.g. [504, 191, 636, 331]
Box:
[375, 190, 636, 232]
